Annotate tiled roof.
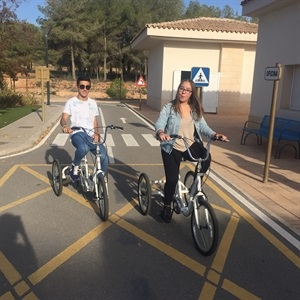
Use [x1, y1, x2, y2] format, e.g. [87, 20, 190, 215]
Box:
[146, 17, 258, 34]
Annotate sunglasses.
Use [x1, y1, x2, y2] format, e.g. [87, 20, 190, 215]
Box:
[79, 84, 91, 90]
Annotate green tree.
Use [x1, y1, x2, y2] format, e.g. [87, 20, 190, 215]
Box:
[184, 2, 221, 18]
[0, 0, 42, 89]
[0, 0, 21, 88]
[38, 0, 93, 79]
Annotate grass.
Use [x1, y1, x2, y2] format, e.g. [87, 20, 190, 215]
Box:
[0, 105, 41, 128]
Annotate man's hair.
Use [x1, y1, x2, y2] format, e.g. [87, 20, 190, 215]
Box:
[76, 76, 91, 86]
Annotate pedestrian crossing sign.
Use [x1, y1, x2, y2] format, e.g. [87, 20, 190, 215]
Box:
[191, 67, 210, 87]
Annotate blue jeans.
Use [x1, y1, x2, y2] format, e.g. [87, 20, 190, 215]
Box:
[71, 132, 108, 173]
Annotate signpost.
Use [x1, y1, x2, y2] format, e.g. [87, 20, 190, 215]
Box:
[35, 66, 50, 122]
[191, 67, 210, 103]
[191, 67, 210, 87]
[264, 67, 280, 81]
[135, 75, 147, 110]
[263, 63, 282, 183]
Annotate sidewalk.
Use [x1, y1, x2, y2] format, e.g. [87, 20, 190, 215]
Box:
[0, 102, 63, 157]
[128, 102, 300, 238]
[0, 99, 299, 238]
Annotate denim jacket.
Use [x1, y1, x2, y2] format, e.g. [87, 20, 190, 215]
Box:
[155, 102, 215, 154]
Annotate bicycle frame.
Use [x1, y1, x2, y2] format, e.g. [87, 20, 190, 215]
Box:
[173, 171, 203, 217]
[71, 125, 123, 198]
[169, 135, 216, 218]
[79, 142, 106, 198]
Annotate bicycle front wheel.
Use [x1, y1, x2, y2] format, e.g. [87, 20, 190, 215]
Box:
[97, 176, 109, 221]
[191, 196, 219, 256]
[52, 159, 62, 196]
[138, 173, 151, 215]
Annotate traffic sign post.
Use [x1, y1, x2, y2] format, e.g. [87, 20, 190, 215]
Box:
[191, 67, 210, 105]
[135, 75, 147, 110]
[191, 67, 210, 87]
[263, 63, 282, 183]
[35, 66, 50, 122]
[264, 67, 281, 81]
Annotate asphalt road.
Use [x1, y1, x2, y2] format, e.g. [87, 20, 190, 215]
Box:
[0, 102, 299, 300]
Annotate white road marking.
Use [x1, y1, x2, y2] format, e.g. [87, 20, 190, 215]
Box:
[106, 134, 115, 147]
[51, 133, 69, 146]
[121, 134, 139, 146]
[107, 147, 114, 164]
[210, 171, 300, 250]
[142, 134, 160, 146]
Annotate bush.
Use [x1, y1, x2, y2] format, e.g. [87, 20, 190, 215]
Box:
[0, 89, 38, 108]
[106, 78, 128, 99]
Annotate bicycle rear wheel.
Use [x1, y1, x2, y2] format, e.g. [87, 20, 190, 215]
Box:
[52, 159, 63, 196]
[97, 176, 109, 221]
[138, 173, 151, 215]
[191, 196, 219, 256]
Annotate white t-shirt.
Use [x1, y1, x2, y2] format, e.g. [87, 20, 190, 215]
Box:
[63, 96, 99, 136]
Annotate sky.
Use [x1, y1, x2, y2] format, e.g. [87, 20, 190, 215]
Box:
[16, 0, 243, 26]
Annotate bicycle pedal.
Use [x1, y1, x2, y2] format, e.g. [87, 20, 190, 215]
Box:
[172, 202, 181, 214]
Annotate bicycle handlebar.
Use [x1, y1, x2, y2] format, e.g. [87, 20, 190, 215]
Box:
[71, 125, 124, 144]
[169, 134, 229, 162]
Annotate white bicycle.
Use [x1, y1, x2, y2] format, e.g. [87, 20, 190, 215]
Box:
[138, 135, 224, 256]
[52, 125, 123, 221]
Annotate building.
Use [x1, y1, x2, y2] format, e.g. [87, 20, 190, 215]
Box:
[131, 17, 257, 114]
[242, 0, 300, 122]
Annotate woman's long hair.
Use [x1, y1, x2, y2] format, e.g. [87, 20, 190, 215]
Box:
[172, 79, 203, 120]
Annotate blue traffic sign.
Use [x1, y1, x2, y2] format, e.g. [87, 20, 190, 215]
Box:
[191, 67, 210, 87]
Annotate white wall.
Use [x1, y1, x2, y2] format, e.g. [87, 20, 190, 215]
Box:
[249, 1, 300, 120]
[145, 41, 256, 115]
[147, 46, 164, 110]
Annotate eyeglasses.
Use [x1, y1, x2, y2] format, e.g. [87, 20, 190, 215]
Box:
[79, 84, 91, 90]
[179, 86, 192, 93]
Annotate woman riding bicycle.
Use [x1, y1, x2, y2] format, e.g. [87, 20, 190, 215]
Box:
[155, 79, 228, 223]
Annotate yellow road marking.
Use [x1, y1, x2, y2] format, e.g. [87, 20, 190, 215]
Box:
[20, 166, 50, 184]
[62, 188, 99, 211]
[28, 222, 112, 285]
[198, 282, 216, 300]
[199, 213, 248, 300]
[211, 212, 240, 274]
[0, 251, 21, 285]
[222, 279, 261, 300]
[14, 281, 30, 297]
[116, 218, 206, 276]
[0, 291, 15, 300]
[0, 251, 38, 299]
[0, 165, 20, 188]
[1, 163, 299, 299]
[206, 179, 300, 268]
[22, 292, 39, 300]
[0, 188, 52, 213]
[115, 199, 137, 217]
[211, 203, 232, 214]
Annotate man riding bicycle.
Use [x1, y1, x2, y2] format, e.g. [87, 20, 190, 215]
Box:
[60, 76, 108, 181]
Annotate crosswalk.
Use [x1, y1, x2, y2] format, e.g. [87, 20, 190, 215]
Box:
[51, 133, 160, 148]
[51, 133, 160, 164]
